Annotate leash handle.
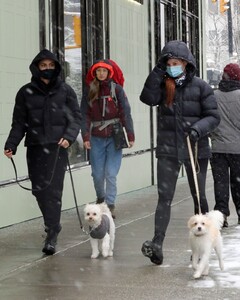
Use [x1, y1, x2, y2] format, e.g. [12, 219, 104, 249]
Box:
[186, 136, 201, 214]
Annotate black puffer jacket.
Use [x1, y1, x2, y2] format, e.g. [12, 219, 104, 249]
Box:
[5, 49, 81, 154]
[140, 40, 220, 160]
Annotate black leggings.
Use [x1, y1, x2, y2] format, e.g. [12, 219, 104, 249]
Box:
[27, 144, 68, 231]
[153, 157, 209, 244]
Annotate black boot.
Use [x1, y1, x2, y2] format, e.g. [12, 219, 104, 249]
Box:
[96, 197, 105, 204]
[223, 215, 228, 228]
[141, 240, 163, 265]
[108, 204, 116, 219]
[42, 225, 61, 255]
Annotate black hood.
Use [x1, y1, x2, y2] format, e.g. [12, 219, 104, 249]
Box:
[158, 40, 196, 78]
[29, 49, 61, 80]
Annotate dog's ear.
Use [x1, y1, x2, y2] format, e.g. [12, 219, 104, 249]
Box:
[84, 204, 89, 213]
[187, 216, 195, 229]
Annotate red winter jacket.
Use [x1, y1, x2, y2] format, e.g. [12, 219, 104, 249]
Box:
[80, 79, 134, 143]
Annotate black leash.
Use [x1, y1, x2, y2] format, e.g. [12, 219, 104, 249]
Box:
[10, 146, 86, 232]
[10, 145, 60, 192]
[67, 157, 84, 230]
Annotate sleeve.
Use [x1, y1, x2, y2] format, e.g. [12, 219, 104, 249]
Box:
[4, 88, 28, 154]
[191, 81, 220, 138]
[139, 65, 167, 106]
[62, 85, 81, 144]
[116, 85, 135, 142]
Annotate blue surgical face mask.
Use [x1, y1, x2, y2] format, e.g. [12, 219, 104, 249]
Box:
[166, 65, 184, 78]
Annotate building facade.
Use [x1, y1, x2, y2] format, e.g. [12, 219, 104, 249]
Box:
[206, 0, 240, 87]
[0, 0, 205, 228]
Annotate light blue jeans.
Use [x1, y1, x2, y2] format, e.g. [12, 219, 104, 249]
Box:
[90, 136, 122, 205]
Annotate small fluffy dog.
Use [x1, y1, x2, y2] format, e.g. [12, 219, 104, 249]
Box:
[84, 203, 115, 259]
[187, 210, 224, 279]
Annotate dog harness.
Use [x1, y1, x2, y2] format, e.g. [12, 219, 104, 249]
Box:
[89, 214, 110, 239]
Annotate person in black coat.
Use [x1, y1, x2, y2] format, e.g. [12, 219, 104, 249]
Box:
[140, 40, 220, 265]
[4, 49, 81, 255]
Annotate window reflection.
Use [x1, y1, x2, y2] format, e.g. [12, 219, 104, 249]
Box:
[64, 0, 86, 164]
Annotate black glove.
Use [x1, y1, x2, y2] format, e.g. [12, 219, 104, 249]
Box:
[188, 129, 199, 143]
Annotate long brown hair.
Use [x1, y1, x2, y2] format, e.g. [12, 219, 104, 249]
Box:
[165, 77, 176, 107]
[88, 78, 100, 104]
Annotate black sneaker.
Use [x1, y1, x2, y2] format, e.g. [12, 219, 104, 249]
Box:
[107, 204, 116, 219]
[141, 240, 163, 265]
[96, 197, 105, 204]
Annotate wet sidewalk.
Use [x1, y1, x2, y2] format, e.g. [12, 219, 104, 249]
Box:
[0, 175, 240, 300]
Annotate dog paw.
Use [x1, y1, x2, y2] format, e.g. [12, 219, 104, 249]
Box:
[102, 251, 109, 258]
[108, 251, 113, 257]
[91, 252, 99, 259]
[193, 271, 201, 279]
[202, 270, 209, 276]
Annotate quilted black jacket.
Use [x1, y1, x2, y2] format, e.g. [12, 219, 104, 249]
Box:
[140, 40, 220, 160]
[5, 49, 81, 154]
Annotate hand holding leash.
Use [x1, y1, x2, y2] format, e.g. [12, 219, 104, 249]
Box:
[58, 138, 70, 148]
[188, 129, 199, 143]
[4, 149, 13, 158]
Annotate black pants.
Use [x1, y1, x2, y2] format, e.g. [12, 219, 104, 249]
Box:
[153, 157, 209, 244]
[27, 144, 68, 231]
[210, 153, 240, 218]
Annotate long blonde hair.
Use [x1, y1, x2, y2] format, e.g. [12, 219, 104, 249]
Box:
[88, 78, 100, 104]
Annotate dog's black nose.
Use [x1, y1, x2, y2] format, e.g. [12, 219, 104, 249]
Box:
[197, 227, 202, 231]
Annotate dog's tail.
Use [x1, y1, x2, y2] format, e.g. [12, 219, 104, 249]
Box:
[207, 210, 224, 229]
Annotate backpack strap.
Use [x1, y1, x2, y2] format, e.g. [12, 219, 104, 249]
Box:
[110, 81, 118, 107]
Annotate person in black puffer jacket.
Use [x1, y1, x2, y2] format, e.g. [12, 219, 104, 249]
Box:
[140, 40, 220, 265]
[4, 49, 81, 255]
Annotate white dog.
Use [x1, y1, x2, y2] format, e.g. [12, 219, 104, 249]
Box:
[187, 210, 224, 279]
[84, 203, 115, 259]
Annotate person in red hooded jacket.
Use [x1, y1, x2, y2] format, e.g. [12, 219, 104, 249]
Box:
[80, 60, 135, 218]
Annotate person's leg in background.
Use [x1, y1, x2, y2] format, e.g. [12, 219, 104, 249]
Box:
[104, 137, 122, 218]
[90, 136, 107, 203]
[210, 153, 230, 227]
[229, 154, 240, 224]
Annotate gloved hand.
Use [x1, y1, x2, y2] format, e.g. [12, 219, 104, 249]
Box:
[188, 129, 199, 143]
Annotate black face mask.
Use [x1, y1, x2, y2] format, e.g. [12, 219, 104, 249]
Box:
[39, 69, 55, 80]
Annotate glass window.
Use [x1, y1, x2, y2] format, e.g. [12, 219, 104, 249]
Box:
[155, 1, 178, 58]
[155, 0, 201, 72]
[64, 0, 86, 165]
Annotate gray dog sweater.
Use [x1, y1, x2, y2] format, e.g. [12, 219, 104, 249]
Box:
[90, 214, 110, 239]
